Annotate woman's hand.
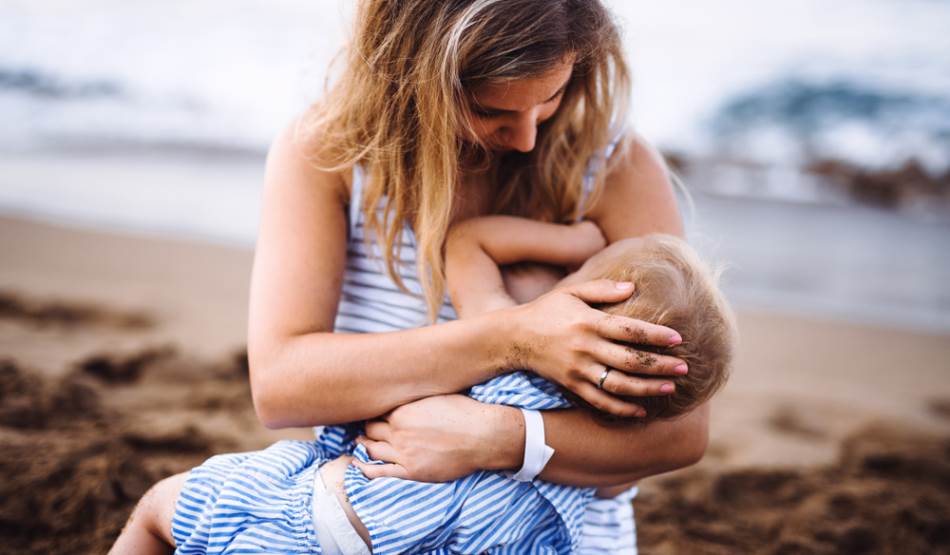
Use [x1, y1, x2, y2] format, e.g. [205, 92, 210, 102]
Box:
[509, 279, 688, 418]
[353, 394, 520, 482]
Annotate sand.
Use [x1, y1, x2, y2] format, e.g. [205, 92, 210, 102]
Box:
[1, 214, 948, 554]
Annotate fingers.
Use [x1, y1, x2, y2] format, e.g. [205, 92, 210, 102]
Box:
[592, 341, 688, 376]
[353, 460, 410, 480]
[586, 364, 676, 398]
[574, 381, 645, 418]
[356, 436, 399, 463]
[364, 420, 391, 441]
[568, 279, 636, 304]
[594, 313, 682, 348]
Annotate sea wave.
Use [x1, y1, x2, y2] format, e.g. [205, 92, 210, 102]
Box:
[707, 78, 950, 173]
[1, 0, 948, 174]
[0, 67, 123, 99]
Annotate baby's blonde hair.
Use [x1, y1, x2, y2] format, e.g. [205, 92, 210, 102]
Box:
[299, 0, 630, 321]
[590, 234, 736, 421]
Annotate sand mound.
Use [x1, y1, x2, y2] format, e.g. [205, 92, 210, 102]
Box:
[0, 290, 154, 330]
[636, 426, 950, 554]
[0, 349, 248, 554]
[0, 359, 103, 428]
[5, 346, 948, 554]
[76, 345, 175, 383]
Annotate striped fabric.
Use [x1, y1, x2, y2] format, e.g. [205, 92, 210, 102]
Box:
[316, 138, 639, 554]
[171, 441, 325, 554]
[332, 164, 457, 335]
[170, 139, 639, 554]
[334, 371, 593, 554]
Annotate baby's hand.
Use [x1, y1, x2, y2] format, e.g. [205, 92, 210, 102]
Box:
[568, 220, 607, 265]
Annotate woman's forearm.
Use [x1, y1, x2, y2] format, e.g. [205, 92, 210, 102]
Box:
[541, 404, 709, 485]
[485, 403, 709, 487]
[250, 310, 514, 428]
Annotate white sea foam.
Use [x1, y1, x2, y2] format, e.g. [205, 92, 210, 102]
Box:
[1, 0, 948, 332]
[1, 0, 948, 169]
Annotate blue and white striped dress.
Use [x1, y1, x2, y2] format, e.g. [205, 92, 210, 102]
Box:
[171, 142, 639, 554]
[319, 143, 639, 554]
[318, 372, 589, 554]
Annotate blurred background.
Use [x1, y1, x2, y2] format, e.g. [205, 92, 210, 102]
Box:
[2, 0, 947, 331]
[1, 1, 948, 553]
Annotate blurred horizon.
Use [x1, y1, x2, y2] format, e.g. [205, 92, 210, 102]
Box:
[3, 1, 949, 169]
[0, 0, 948, 333]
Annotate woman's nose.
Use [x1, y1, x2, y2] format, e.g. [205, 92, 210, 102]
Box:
[501, 111, 539, 152]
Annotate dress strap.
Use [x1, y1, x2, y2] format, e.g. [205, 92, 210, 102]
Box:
[577, 131, 625, 221]
[349, 164, 365, 235]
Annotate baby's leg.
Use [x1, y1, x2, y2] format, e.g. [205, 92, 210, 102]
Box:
[108, 472, 188, 555]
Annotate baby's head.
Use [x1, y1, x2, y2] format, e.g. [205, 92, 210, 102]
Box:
[582, 234, 736, 422]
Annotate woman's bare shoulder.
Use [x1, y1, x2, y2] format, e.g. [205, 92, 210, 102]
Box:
[265, 117, 352, 204]
[249, 118, 353, 349]
[585, 134, 684, 241]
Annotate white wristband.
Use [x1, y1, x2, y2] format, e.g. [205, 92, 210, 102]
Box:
[504, 408, 555, 482]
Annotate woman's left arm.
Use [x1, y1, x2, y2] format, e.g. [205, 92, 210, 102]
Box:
[534, 134, 706, 485]
[512, 138, 709, 486]
[357, 135, 709, 486]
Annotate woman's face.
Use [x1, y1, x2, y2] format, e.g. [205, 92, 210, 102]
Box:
[465, 57, 574, 153]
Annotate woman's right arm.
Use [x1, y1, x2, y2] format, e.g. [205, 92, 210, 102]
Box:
[248, 125, 513, 427]
[249, 124, 683, 428]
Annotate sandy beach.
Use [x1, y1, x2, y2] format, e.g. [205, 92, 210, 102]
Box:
[1, 213, 948, 554]
[4, 0, 949, 552]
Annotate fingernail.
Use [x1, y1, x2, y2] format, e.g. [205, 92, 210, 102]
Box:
[636, 409, 647, 418]
[668, 333, 682, 346]
[674, 363, 688, 375]
[660, 383, 674, 393]
[616, 281, 634, 290]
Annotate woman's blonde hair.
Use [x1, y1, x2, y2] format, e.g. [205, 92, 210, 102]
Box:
[299, 0, 631, 321]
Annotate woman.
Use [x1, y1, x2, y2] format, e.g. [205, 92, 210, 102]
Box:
[249, 0, 707, 552]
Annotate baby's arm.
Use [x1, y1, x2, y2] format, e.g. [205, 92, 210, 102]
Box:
[445, 216, 606, 318]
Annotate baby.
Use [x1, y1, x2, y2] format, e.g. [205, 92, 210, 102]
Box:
[445, 216, 734, 422]
[110, 216, 735, 555]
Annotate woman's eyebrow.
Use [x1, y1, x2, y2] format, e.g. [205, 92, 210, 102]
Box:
[473, 84, 568, 114]
[543, 84, 569, 102]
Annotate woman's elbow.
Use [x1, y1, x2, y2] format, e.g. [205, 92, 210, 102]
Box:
[249, 366, 288, 429]
[247, 347, 300, 429]
[680, 419, 709, 467]
[248, 351, 338, 429]
[252, 396, 284, 430]
[669, 403, 711, 470]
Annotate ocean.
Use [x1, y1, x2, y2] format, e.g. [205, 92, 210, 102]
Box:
[1, 0, 948, 332]
[2, 0, 948, 170]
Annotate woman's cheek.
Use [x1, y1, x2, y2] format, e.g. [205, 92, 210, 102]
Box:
[537, 100, 562, 124]
[461, 117, 498, 145]
[475, 121, 502, 144]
